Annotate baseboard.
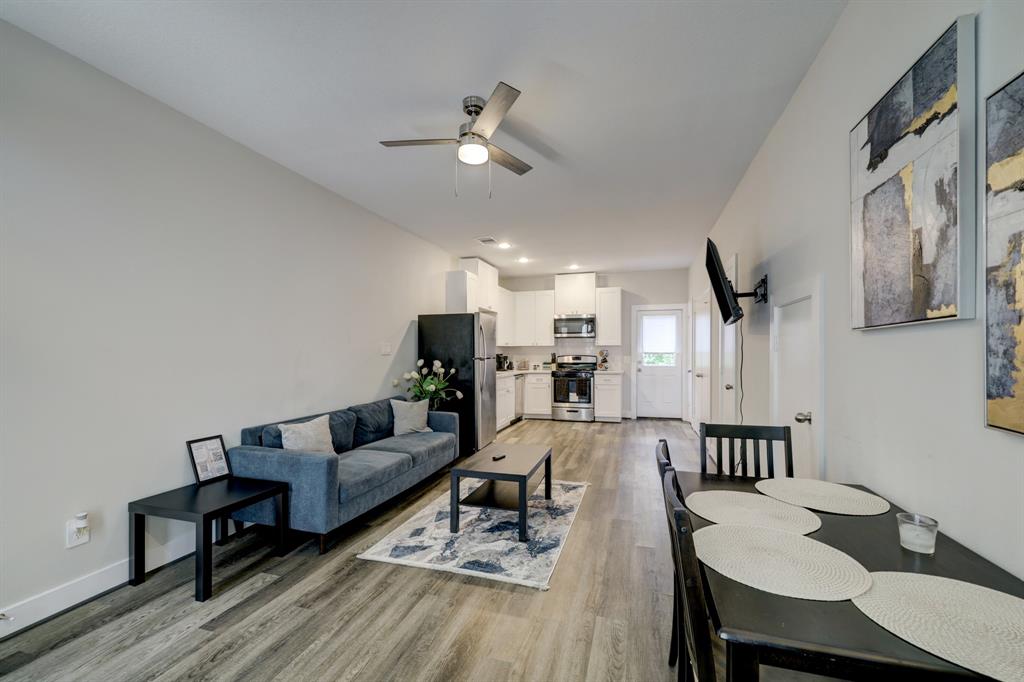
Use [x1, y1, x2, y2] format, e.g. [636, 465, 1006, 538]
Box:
[0, 532, 196, 639]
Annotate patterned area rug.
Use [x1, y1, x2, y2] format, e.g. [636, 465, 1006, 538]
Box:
[357, 479, 587, 590]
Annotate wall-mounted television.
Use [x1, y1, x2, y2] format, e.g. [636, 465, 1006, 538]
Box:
[705, 238, 768, 326]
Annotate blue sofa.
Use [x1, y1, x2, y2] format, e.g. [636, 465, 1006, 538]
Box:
[227, 396, 458, 550]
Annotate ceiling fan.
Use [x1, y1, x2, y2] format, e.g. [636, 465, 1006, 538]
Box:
[380, 82, 532, 175]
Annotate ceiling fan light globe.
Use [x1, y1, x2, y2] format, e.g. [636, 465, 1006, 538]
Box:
[457, 141, 489, 165]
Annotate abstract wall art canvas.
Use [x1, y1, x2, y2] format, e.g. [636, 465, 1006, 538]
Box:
[850, 16, 975, 329]
[986, 70, 1024, 436]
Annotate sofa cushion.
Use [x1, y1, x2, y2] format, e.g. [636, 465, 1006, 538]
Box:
[280, 414, 334, 453]
[336, 449, 413, 503]
[262, 410, 357, 454]
[357, 432, 456, 470]
[349, 398, 399, 447]
[391, 399, 432, 435]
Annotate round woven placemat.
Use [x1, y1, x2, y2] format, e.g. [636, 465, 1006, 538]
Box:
[693, 524, 871, 601]
[853, 572, 1024, 682]
[685, 491, 821, 535]
[755, 478, 890, 516]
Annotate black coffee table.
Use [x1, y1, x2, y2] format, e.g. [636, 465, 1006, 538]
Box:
[450, 443, 552, 542]
[128, 477, 288, 601]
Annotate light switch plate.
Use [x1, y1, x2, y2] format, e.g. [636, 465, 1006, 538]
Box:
[379, 343, 392, 356]
[65, 521, 90, 548]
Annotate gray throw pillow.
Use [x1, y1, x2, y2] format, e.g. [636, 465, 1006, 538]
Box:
[280, 414, 334, 453]
[390, 399, 432, 436]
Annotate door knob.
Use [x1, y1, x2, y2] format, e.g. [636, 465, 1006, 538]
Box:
[724, 384, 734, 390]
[695, 373, 705, 378]
[794, 411, 812, 424]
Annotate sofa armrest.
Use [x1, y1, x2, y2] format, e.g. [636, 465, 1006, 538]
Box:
[428, 411, 459, 459]
[227, 446, 339, 534]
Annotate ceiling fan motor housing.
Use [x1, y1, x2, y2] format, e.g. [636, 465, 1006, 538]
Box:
[458, 122, 487, 146]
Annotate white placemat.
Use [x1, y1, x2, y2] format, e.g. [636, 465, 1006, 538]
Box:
[755, 478, 890, 516]
[693, 524, 871, 601]
[685, 490, 821, 535]
[853, 572, 1024, 682]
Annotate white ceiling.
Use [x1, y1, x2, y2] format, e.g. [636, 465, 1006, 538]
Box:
[1, 1, 844, 276]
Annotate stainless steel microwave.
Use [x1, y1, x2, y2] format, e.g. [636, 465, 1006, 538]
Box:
[553, 314, 596, 338]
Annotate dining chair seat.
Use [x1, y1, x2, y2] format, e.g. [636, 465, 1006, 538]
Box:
[699, 422, 794, 478]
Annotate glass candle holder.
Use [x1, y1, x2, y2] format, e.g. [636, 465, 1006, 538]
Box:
[897, 512, 938, 555]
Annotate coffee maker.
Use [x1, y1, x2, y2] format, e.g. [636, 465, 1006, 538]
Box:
[495, 353, 512, 370]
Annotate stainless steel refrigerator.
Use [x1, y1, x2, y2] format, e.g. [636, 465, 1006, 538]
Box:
[417, 311, 496, 455]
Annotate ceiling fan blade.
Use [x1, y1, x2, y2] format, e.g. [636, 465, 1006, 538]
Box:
[379, 139, 457, 147]
[471, 82, 520, 139]
[487, 143, 532, 175]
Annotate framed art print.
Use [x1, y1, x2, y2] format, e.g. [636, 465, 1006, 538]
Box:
[985, 70, 1024, 436]
[850, 15, 976, 329]
[186, 435, 231, 484]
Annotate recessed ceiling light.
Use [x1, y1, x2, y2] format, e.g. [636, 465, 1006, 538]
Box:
[497, 242, 512, 249]
[517, 257, 530, 264]
[568, 264, 580, 270]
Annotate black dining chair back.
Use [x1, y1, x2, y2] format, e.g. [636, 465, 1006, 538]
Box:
[663, 470, 716, 682]
[699, 423, 794, 478]
[656, 439, 672, 477]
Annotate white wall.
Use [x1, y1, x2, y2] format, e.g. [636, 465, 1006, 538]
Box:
[690, 0, 1023, 578]
[501, 269, 689, 416]
[0, 22, 456, 632]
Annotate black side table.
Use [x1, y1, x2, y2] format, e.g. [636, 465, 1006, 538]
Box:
[128, 477, 289, 601]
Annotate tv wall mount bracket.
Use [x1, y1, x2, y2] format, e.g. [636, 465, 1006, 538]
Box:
[734, 275, 768, 304]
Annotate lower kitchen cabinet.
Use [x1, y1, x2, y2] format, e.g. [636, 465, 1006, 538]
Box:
[594, 373, 622, 422]
[524, 374, 552, 417]
[497, 374, 516, 430]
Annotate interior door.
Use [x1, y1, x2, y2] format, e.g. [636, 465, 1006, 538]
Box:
[692, 291, 712, 430]
[770, 284, 822, 479]
[636, 310, 682, 418]
[717, 254, 738, 423]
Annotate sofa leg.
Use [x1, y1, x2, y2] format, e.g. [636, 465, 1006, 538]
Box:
[319, 534, 328, 555]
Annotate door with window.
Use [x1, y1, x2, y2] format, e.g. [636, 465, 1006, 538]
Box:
[636, 310, 683, 418]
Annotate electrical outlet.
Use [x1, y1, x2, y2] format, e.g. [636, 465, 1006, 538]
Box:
[66, 520, 90, 548]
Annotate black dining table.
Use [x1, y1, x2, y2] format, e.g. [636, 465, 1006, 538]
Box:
[675, 471, 1024, 681]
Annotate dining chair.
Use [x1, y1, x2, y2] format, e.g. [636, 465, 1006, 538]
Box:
[662, 469, 716, 682]
[656, 438, 672, 477]
[699, 423, 794, 478]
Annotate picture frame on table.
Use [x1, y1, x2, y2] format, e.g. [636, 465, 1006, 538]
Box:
[186, 435, 231, 484]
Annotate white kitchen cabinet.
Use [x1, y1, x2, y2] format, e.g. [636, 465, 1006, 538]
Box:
[594, 373, 623, 422]
[496, 287, 516, 346]
[445, 270, 478, 313]
[511, 290, 554, 346]
[496, 374, 516, 430]
[596, 286, 622, 346]
[534, 290, 555, 346]
[554, 272, 596, 316]
[524, 374, 552, 417]
[459, 258, 498, 311]
[513, 291, 536, 346]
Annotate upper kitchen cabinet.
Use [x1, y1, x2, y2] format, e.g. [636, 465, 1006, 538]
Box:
[445, 270, 478, 313]
[596, 287, 622, 345]
[534, 290, 555, 345]
[459, 258, 499, 311]
[554, 272, 596, 316]
[496, 286, 516, 346]
[512, 290, 555, 346]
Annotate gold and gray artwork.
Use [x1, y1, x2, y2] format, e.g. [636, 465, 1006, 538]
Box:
[986, 71, 1024, 436]
[850, 24, 959, 329]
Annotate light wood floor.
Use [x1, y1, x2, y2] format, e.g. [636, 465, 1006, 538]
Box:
[0, 418, 700, 682]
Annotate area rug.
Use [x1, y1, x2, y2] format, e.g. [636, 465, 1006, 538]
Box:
[357, 479, 587, 590]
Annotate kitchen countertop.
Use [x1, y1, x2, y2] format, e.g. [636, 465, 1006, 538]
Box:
[496, 368, 623, 375]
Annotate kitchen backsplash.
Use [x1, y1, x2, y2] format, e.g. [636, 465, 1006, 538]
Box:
[497, 339, 627, 371]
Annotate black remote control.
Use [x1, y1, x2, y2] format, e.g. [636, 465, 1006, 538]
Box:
[492, 454, 506, 461]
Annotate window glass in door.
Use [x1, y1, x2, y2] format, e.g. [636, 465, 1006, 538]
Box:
[642, 314, 677, 367]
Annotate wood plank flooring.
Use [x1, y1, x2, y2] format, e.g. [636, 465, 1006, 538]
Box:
[0, 418, 700, 681]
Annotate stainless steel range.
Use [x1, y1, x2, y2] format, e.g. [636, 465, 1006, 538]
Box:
[552, 355, 597, 422]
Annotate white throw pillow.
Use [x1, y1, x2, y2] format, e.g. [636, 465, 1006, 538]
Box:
[391, 399, 432, 436]
[280, 414, 334, 453]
